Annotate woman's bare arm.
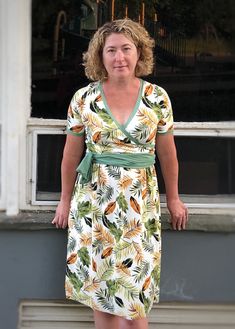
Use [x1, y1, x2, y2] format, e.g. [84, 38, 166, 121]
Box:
[155, 133, 188, 230]
[52, 134, 85, 229]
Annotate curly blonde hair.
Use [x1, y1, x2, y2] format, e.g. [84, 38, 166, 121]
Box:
[83, 19, 155, 81]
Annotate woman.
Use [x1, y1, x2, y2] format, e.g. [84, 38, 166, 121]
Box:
[52, 18, 188, 329]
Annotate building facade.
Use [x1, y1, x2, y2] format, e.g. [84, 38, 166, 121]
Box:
[0, 1, 235, 328]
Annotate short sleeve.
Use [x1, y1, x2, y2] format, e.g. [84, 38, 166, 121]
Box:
[66, 91, 85, 136]
[157, 87, 174, 135]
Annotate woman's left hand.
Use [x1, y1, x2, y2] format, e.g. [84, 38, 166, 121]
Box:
[167, 198, 188, 230]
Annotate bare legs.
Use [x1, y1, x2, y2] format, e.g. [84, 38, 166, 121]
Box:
[94, 310, 148, 329]
[94, 310, 119, 329]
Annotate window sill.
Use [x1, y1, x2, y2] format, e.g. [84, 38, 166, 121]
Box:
[0, 211, 234, 232]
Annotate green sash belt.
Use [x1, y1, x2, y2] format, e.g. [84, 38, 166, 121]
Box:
[77, 152, 155, 184]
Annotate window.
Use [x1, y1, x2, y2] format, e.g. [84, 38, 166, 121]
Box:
[30, 0, 235, 212]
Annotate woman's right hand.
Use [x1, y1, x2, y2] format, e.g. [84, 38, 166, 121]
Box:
[52, 200, 71, 229]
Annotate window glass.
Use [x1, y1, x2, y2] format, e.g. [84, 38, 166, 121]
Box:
[36, 134, 65, 201]
[35, 134, 235, 203]
[32, 0, 235, 121]
[156, 136, 235, 198]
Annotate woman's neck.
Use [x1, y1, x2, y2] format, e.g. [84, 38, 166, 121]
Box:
[103, 76, 140, 91]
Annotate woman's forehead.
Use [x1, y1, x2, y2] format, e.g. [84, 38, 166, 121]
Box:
[103, 32, 136, 47]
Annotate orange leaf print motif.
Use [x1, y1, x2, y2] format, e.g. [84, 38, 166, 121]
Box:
[101, 247, 113, 259]
[68, 105, 73, 118]
[144, 84, 153, 96]
[104, 201, 116, 215]
[142, 276, 151, 291]
[92, 258, 97, 272]
[71, 125, 84, 133]
[95, 94, 102, 102]
[146, 128, 157, 142]
[92, 131, 101, 143]
[142, 187, 148, 200]
[130, 196, 141, 214]
[67, 253, 77, 264]
[158, 119, 166, 126]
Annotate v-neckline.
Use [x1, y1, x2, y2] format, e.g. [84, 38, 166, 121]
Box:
[99, 79, 143, 129]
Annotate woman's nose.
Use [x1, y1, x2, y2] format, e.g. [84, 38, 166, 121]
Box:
[115, 50, 124, 61]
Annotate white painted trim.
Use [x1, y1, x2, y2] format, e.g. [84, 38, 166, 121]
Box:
[30, 129, 66, 206]
[0, 0, 31, 215]
[18, 300, 235, 328]
[174, 121, 235, 137]
[27, 118, 235, 137]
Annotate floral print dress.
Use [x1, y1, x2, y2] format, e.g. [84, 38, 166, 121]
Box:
[65, 79, 174, 320]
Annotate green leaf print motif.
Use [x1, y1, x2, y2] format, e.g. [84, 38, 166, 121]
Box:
[97, 258, 114, 281]
[77, 247, 90, 267]
[96, 288, 114, 312]
[98, 108, 114, 125]
[102, 216, 122, 242]
[116, 192, 128, 213]
[66, 267, 83, 292]
[116, 277, 139, 300]
[106, 280, 118, 296]
[77, 201, 92, 218]
[133, 261, 150, 283]
[145, 218, 158, 238]
[97, 185, 114, 205]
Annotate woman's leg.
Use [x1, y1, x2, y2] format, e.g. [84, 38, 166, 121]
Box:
[119, 317, 148, 329]
[93, 310, 119, 329]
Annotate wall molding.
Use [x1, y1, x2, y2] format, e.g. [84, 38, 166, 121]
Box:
[18, 300, 235, 329]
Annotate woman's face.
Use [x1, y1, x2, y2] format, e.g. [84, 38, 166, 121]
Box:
[102, 33, 139, 81]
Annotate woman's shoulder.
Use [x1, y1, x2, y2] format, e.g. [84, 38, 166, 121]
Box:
[142, 79, 170, 99]
[72, 81, 100, 100]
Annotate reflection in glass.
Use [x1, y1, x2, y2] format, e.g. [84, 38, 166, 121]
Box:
[32, 0, 235, 121]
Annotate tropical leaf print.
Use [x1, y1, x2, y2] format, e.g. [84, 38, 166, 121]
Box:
[65, 80, 167, 319]
[118, 175, 133, 190]
[128, 303, 145, 319]
[96, 288, 114, 312]
[97, 258, 115, 281]
[84, 278, 100, 292]
[133, 261, 150, 283]
[129, 180, 142, 197]
[106, 166, 121, 180]
[97, 185, 114, 205]
[107, 279, 118, 296]
[137, 107, 159, 127]
[83, 112, 103, 129]
[80, 233, 92, 247]
[76, 263, 89, 282]
[123, 219, 142, 239]
[67, 236, 76, 253]
[102, 216, 122, 242]
[116, 192, 128, 213]
[77, 247, 90, 267]
[133, 242, 144, 263]
[66, 267, 83, 292]
[116, 277, 139, 300]
[101, 246, 113, 259]
[131, 123, 150, 141]
[104, 201, 116, 215]
[114, 240, 134, 261]
[77, 201, 92, 218]
[93, 223, 115, 245]
[130, 196, 141, 214]
[98, 166, 108, 186]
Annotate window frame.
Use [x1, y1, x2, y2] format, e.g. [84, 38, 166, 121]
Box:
[27, 119, 235, 214]
[1, 0, 235, 216]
